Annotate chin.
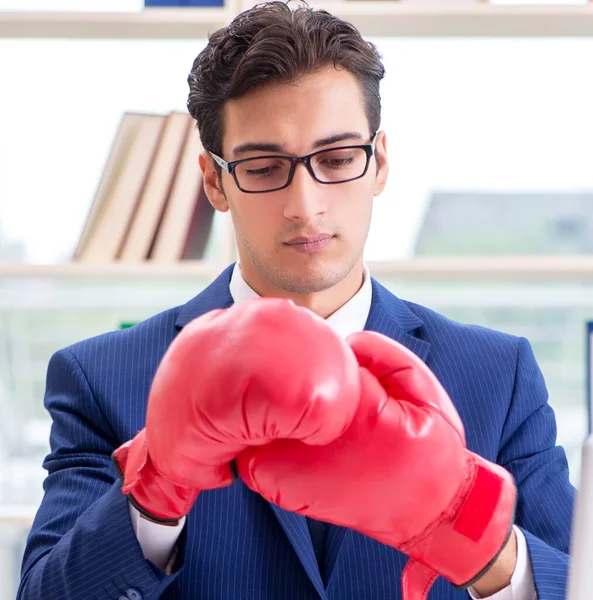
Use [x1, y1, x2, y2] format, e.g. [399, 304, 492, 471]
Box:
[269, 260, 350, 295]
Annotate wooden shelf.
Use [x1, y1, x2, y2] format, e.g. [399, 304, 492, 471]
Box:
[367, 256, 593, 279]
[0, 6, 235, 40]
[2, 256, 593, 280]
[0, 261, 225, 279]
[0, 505, 36, 527]
[1, 2, 593, 39]
[325, 1, 593, 38]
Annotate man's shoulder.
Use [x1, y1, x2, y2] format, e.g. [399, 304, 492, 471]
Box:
[373, 280, 520, 350]
[374, 287, 523, 373]
[403, 299, 528, 396]
[404, 298, 520, 348]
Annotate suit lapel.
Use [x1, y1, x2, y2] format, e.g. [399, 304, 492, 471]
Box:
[268, 505, 327, 598]
[174, 263, 235, 329]
[364, 277, 430, 363]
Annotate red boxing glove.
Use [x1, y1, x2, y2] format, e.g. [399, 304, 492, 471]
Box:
[113, 298, 360, 523]
[237, 331, 516, 600]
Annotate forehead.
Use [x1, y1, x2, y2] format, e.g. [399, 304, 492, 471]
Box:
[222, 67, 369, 155]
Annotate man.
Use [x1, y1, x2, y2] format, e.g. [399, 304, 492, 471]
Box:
[18, 2, 573, 600]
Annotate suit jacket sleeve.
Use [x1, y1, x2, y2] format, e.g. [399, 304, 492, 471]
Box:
[498, 337, 575, 600]
[17, 347, 184, 600]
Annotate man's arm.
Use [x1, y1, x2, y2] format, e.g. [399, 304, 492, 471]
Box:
[468, 526, 537, 600]
[470, 527, 517, 597]
[18, 348, 183, 600]
[493, 336, 575, 599]
[455, 333, 573, 600]
[129, 505, 186, 573]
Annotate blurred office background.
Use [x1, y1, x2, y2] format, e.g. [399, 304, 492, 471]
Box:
[1, 0, 593, 598]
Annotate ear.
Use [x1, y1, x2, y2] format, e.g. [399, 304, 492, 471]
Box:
[199, 151, 229, 213]
[373, 131, 389, 197]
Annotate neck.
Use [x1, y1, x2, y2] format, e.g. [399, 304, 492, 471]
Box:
[239, 261, 365, 320]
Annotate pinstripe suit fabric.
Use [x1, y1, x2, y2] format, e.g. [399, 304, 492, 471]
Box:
[18, 264, 574, 600]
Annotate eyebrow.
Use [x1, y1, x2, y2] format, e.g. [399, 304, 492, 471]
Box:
[231, 131, 366, 157]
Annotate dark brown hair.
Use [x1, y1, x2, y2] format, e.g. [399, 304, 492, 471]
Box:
[187, 1, 385, 157]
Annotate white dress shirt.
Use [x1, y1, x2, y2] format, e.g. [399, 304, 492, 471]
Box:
[129, 262, 536, 599]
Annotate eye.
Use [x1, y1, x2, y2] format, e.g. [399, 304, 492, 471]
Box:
[240, 158, 289, 179]
[244, 164, 281, 178]
[315, 150, 358, 170]
[322, 156, 355, 168]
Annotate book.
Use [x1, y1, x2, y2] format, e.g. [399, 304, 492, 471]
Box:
[119, 111, 192, 262]
[150, 125, 208, 261]
[180, 179, 214, 260]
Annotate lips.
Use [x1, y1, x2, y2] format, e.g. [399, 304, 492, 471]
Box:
[283, 234, 334, 254]
[284, 234, 333, 245]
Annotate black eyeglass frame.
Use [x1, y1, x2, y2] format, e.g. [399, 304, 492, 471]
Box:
[209, 132, 378, 194]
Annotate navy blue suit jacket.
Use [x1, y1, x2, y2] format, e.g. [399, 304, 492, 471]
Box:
[19, 265, 574, 600]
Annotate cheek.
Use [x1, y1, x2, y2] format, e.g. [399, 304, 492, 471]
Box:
[337, 184, 374, 228]
[233, 197, 281, 238]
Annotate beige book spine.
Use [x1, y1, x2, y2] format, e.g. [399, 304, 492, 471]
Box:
[119, 112, 192, 262]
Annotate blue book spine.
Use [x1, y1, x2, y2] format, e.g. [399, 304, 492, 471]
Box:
[144, 0, 225, 5]
[144, 1, 188, 6]
[186, 0, 225, 5]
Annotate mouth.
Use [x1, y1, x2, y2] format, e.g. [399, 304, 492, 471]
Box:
[283, 234, 334, 254]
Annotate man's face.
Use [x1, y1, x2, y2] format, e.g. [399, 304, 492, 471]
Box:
[201, 66, 388, 295]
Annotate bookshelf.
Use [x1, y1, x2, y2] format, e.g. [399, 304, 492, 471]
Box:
[0, 5, 592, 291]
[1, 2, 593, 39]
[2, 1, 593, 278]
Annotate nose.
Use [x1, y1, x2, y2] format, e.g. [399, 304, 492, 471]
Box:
[282, 162, 328, 223]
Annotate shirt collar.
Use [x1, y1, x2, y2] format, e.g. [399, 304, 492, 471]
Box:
[229, 262, 372, 339]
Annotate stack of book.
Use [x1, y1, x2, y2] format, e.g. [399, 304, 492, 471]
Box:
[73, 111, 214, 264]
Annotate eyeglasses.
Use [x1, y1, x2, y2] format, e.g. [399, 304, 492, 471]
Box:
[209, 133, 377, 194]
